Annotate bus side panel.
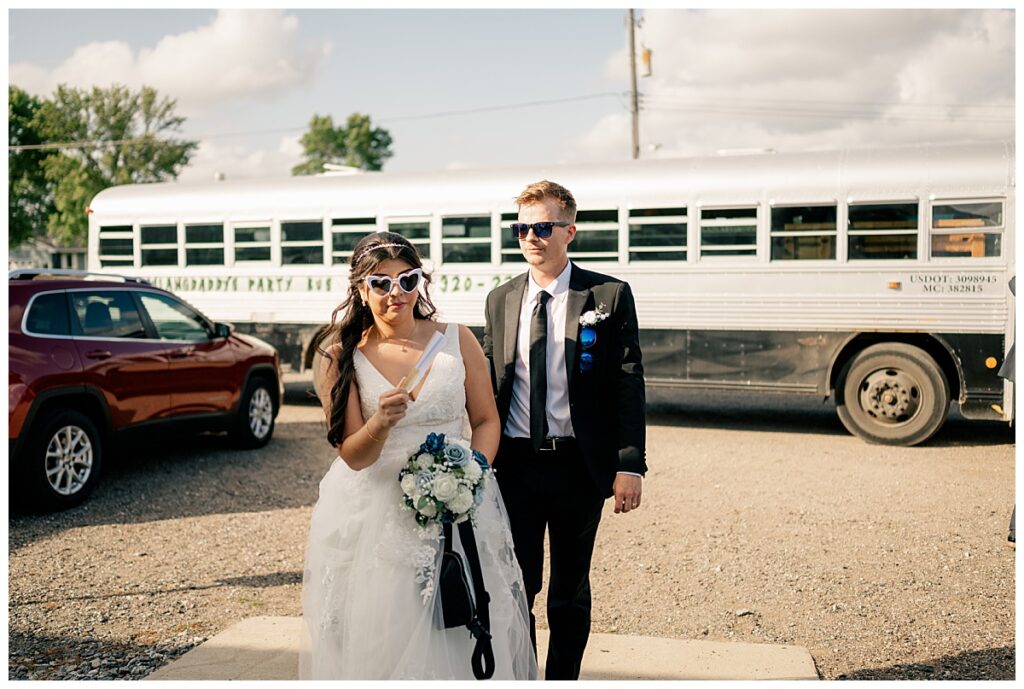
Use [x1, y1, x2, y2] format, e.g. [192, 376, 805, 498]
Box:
[233, 322, 322, 373]
[938, 333, 1007, 420]
[640, 329, 850, 395]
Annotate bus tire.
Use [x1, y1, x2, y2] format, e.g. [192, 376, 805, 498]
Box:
[231, 377, 276, 449]
[836, 343, 950, 446]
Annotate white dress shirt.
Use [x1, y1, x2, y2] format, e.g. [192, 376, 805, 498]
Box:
[505, 261, 575, 440]
[502, 262, 643, 479]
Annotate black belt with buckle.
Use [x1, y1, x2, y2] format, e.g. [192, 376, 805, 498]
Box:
[537, 436, 575, 452]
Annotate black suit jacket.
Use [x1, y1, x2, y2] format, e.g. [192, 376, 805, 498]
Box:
[483, 263, 647, 497]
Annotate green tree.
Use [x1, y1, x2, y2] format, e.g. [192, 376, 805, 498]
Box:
[8, 86, 55, 247]
[34, 84, 198, 244]
[292, 113, 393, 175]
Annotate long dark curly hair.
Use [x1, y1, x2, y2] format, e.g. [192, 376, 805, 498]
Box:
[311, 231, 437, 447]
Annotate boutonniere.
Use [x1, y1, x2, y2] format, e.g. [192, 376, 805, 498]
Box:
[578, 303, 609, 373]
[579, 303, 610, 327]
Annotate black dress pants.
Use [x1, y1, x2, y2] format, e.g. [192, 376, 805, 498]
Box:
[494, 436, 605, 681]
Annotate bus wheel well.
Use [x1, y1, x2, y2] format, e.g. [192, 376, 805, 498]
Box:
[830, 334, 962, 404]
[302, 324, 333, 373]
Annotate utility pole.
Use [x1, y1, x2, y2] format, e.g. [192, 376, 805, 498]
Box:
[627, 9, 640, 160]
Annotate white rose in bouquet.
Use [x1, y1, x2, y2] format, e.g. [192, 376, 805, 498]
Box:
[450, 489, 474, 515]
[419, 500, 437, 518]
[462, 460, 483, 483]
[400, 473, 417, 495]
[414, 453, 434, 470]
[431, 472, 460, 501]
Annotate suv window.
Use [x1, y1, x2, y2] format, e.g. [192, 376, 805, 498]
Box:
[138, 292, 211, 342]
[24, 292, 72, 336]
[69, 291, 147, 339]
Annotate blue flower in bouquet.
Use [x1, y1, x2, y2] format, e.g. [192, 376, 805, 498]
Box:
[443, 443, 470, 466]
[421, 432, 446, 454]
[415, 470, 434, 493]
[400, 432, 492, 530]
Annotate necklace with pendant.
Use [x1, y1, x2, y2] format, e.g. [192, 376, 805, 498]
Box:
[376, 323, 418, 352]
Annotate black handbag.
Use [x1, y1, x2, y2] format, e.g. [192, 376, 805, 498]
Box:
[440, 521, 495, 680]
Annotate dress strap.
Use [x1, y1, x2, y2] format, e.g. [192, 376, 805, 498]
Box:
[444, 322, 461, 357]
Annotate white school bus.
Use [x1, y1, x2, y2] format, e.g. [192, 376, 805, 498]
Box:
[87, 140, 1014, 446]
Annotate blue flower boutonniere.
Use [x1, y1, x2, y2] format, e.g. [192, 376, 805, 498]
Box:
[578, 303, 609, 372]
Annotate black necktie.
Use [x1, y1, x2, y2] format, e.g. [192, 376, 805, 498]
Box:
[530, 291, 551, 451]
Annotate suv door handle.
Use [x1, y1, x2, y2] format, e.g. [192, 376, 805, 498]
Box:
[84, 349, 112, 360]
[168, 348, 195, 359]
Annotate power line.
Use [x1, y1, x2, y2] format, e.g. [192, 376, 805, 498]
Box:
[376, 92, 623, 124]
[641, 93, 1014, 110]
[640, 99, 1013, 124]
[9, 137, 194, 152]
[9, 90, 1009, 152]
[8, 92, 625, 152]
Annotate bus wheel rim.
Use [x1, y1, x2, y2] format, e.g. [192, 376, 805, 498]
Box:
[858, 368, 922, 425]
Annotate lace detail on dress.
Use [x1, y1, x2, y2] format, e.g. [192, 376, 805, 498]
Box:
[355, 323, 466, 596]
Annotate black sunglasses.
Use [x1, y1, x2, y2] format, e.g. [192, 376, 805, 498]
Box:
[510, 221, 571, 239]
[364, 268, 423, 295]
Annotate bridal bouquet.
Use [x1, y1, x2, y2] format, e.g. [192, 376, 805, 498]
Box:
[399, 433, 491, 528]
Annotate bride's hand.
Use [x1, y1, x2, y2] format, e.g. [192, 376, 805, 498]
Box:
[374, 376, 410, 430]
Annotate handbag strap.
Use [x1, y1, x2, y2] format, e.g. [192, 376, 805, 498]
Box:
[458, 520, 494, 680]
[442, 522, 454, 553]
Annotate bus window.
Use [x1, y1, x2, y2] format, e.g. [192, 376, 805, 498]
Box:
[770, 205, 837, 261]
[140, 225, 179, 267]
[281, 220, 324, 265]
[98, 225, 135, 267]
[700, 207, 756, 258]
[184, 223, 224, 266]
[442, 215, 491, 263]
[930, 201, 1003, 258]
[500, 212, 526, 263]
[388, 219, 430, 259]
[571, 209, 618, 262]
[331, 217, 377, 264]
[234, 225, 272, 263]
[629, 207, 686, 261]
[848, 203, 918, 260]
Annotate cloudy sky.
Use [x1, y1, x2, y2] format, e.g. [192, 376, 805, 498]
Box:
[9, 8, 1015, 182]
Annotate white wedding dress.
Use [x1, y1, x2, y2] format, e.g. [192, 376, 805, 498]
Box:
[299, 323, 538, 680]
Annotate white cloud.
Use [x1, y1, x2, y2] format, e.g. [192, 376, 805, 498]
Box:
[9, 9, 331, 114]
[178, 136, 303, 182]
[277, 133, 304, 158]
[579, 8, 1013, 160]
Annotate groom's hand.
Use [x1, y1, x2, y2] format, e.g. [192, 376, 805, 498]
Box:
[612, 474, 643, 514]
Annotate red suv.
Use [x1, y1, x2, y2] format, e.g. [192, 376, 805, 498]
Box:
[9, 270, 284, 510]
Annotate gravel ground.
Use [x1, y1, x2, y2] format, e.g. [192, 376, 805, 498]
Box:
[8, 386, 1015, 680]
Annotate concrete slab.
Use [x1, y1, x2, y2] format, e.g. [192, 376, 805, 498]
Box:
[145, 616, 301, 681]
[146, 616, 819, 681]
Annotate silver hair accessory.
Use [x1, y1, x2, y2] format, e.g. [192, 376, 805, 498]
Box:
[351, 242, 408, 265]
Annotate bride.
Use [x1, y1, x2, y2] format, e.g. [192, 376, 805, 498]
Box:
[299, 232, 538, 680]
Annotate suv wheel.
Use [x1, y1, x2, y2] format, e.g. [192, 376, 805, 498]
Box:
[23, 409, 103, 510]
[232, 377, 276, 448]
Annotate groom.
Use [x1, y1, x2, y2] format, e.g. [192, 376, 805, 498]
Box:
[483, 180, 647, 680]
